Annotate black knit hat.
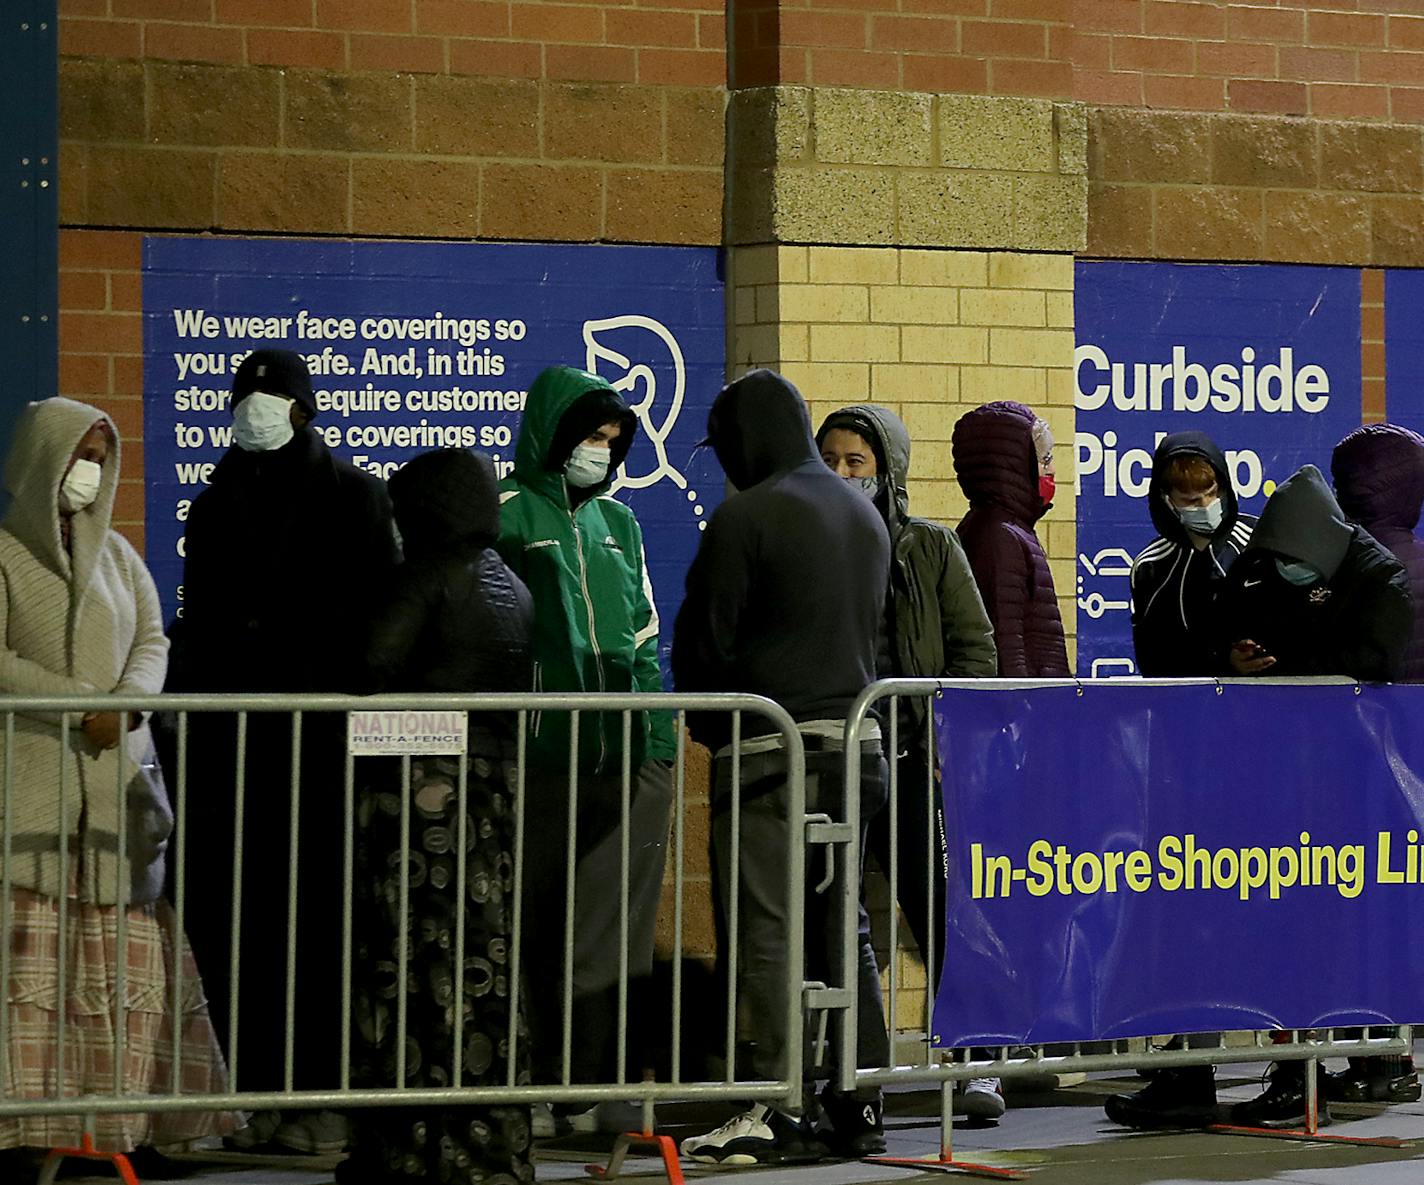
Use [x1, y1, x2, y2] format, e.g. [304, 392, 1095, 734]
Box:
[232, 349, 317, 419]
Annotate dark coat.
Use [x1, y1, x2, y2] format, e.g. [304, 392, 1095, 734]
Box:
[952, 401, 1069, 677]
[1131, 431, 1256, 676]
[817, 405, 996, 747]
[672, 369, 890, 747]
[178, 425, 399, 693]
[1218, 464, 1413, 681]
[365, 448, 533, 695]
[1332, 423, 1424, 683]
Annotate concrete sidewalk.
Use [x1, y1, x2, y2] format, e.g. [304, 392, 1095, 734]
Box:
[47, 1062, 1424, 1184]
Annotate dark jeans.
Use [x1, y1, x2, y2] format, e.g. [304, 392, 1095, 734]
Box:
[711, 739, 890, 1111]
[866, 751, 945, 987]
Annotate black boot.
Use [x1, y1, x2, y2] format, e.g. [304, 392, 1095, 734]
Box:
[818, 1088, 886, 1158]
[1324, 1056, 1421, 1104]
[1230, 1064, 1331, 1129]
[1104, 1065, 1217, 1129]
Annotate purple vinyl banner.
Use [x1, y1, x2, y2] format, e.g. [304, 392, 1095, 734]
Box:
[933, 682, 1424, 1048]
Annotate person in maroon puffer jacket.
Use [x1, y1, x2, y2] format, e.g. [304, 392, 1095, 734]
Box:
[1332, 422, 1424, 684]
[952, 401, 1070, 677]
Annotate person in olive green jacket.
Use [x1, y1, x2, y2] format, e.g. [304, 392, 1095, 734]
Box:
[497, 366, 674, 1114]
[817, 404, 996, 970]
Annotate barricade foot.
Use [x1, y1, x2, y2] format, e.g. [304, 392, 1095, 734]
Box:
[863, 1155, 1028, 1180]
[38, 1134, 140, 1185]
[586, 1131, 685, 1184]
[1205, 1123, 1409, 1149]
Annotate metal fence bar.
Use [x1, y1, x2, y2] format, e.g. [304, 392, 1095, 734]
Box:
[561, 712, 580, 1087]
[340, 744, 355, 1092]
[171, 712, 187, 1092]
[452, 734, 469, 1087]
[395, 754, 412, 1089]
[671, 712, 686, 1086]
[56, 713, 69, 1095]
[1, 713, 12, 1087]
[725, 710, 741, 1084]
[886, 702, 899, 1066]
[113, 727, 128, 1096]
[228, 711, 247, 1090]
[923, 711, 937, 1061]
[506, 710, 527, 1089]
[617, 710, 632, 1088]
[284, 711, 302, 1092]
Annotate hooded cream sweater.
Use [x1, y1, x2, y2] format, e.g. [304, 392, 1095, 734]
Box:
[0, 398, 169, 904]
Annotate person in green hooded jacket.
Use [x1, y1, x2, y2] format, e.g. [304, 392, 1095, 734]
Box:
[497, 365, 675, 1113]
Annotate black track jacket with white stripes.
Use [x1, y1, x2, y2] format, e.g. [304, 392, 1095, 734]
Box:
[1130, 432, 1254, 676]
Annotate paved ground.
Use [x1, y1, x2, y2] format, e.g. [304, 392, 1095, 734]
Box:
[45, 1061, 1424, 1183]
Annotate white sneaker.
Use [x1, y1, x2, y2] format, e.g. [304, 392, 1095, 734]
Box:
[960, 1078, 1006, 1122]
[271, 1109, 350, 1154]
[679, 1104, 824, 1165]
[530, 1102, 560, 1138]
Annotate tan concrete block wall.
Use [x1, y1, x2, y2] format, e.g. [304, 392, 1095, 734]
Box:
[729, 241, 1078, 1044]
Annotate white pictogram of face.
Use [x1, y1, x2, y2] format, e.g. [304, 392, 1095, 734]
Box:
[582, 315, 688, 493]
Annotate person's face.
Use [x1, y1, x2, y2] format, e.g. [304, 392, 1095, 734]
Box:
[1167, 479, 1219, 510]
[1038, 445, 1055, 481]
[71, 424, 110, 470]
[820, 428, 878, 479]
[582, 421, 622, 450]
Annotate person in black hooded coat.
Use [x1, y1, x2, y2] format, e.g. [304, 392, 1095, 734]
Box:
[673, 369, 892, 1165]
[341, 448, 535, 1185]
[1131, 431, 1255, 676]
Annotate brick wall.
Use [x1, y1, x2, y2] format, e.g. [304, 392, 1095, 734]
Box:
[60, 0, 725, 87]
[1075, 0, 1424, 123]
[731, 244, 1078, 667]
[57, 229, 146, 552]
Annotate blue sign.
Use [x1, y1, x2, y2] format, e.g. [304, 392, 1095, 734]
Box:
[1074, 262, 1362, 677]
[1386, 270, 1424, 433]
[933, 682, 1424, 1047]
[142, 237, 727, 674]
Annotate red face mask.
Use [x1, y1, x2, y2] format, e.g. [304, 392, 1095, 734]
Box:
[1038, 475, 1056, 507]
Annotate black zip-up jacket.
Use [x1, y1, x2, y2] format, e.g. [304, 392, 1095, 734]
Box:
[672, 370, 890, 748]
[1131, 432, 1255, 676]
[1216, 464, 1413, 681]
[364, 448, 533, 695]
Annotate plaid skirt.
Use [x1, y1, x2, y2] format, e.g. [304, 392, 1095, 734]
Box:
[0, 888, 235, 1152]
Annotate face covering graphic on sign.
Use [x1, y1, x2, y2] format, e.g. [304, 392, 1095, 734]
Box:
[143, 237, 727, 679]
[1073, 262, 1363, 678]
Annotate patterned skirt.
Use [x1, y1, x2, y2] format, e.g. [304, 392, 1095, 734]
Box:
[346, 731, 534, 1184]
[0, 888, 234, 1152]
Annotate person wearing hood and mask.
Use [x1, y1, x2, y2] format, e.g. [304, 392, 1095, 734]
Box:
[1131, 432, 1255, 676]
[178, 348, 399, 1155]
[1215, 463, 1412, 1130]
[342, 448, 534, 1185]
[674, 370, 892, 1165]
[815, 406, 1003, 1121]
[0, 399, 231, 1177]
[951, 401, 1069, 677]
[496, 366, 674, 1125]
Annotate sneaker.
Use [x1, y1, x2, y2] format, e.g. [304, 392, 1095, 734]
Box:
[1104, 1066, 1217, 1129]
[958, 1079, 1006, 1123]
[223, 1109, 282, 1151]
[1230, 1067, 1331, 1129]
[818, 1089, 886, 1157]
[530, 1102, 563, 1139]
[680, 1104, 825, 1165]
[1324, 1068, 1422, 1104]
[271, 1109, 351, 1154]
[568, 1100, 654, 1134]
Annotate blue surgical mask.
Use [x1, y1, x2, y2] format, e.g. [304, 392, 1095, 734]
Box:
[1175, 498, 1223, 537]
[845, 475, 881, 499]
[1275, 558, 1320, 587]
[565, 444, 611, 489]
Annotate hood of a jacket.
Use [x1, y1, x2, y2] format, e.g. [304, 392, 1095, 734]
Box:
[513, 366, 634, 503]
[389, 447, 500, 559]
[706, 369, 819, 491]
[1248, 463, 1352, 580]
[951, 400, 1042, 525]
[1332, 422, 1424, 535]
[816, 404, 911, 536]
[3, 397, 119, 584]
[1147, 431, 1240, 545]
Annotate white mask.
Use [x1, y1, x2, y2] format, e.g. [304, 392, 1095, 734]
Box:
[58, 458, 102, 514]
[565, 444, 611, 489]
[233, 391, 296, 453]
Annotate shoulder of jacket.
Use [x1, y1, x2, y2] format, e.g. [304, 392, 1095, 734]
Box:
[1132, 536, 1177, 578]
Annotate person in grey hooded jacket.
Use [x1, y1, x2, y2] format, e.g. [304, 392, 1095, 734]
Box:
[816, 405, 995, 984]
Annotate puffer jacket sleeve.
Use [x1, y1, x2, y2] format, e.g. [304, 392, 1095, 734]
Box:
[363, 561, 439, 693]
[1337, 547, 1414, 682]
[960, 523, 1030, 677]
[937, 530, 997, 677]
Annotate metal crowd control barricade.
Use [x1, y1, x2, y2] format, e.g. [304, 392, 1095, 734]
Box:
[839, 677, 1416, 1181]
[0, 691, 807, 1185]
